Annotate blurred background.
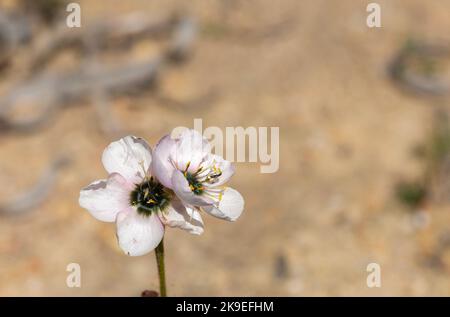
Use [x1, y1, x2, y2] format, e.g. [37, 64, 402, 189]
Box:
[1, 0, 450, 296]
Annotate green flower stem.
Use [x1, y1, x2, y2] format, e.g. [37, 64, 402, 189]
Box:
[155, 238, 167, 297]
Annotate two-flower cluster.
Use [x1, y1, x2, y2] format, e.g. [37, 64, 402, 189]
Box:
[79, 129, 244, 256]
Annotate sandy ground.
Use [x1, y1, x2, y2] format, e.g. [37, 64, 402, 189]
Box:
[1, 0, 450, 296]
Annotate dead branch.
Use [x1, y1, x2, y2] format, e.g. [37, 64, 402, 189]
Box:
[0, 11, 31, 71]
[0, 155, 70, 216]
[0, 56, 162, 133]
[27, 13, 180, 73]
[0, 14, 199, 134]
[388, 41, 450, 97]
[166, 17, 197, 62]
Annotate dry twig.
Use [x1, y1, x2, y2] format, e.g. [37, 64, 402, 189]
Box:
[0, 14, 202, 134]
[0, 156, 70, 216]
[389, 40, 450, 97]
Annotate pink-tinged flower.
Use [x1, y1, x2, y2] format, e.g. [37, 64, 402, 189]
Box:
[79, 136, 204, 256]
[152, 129, 244, 221]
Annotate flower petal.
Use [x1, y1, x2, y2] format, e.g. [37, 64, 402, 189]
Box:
[174, 129, 211, 173]
[159, 198, 204, 235]
[204, 154, 235, 187]
[172, 169, 215, 206]
[151, 134, 176, 189]
[116, 209, 164, 256]
[202, 187, 244, 221]
[79, 173, 132, 222]
[102, 136, 152, 184]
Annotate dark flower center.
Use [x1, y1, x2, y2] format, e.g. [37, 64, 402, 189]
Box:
[185, 172, 204, 195]
[130, 177, 171, 216]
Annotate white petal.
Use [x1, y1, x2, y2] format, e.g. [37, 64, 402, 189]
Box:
[151, 134, 176, 189]
[116, 209, 164, 256]
[79, 173, 132, 222]
[202, 187, 244, 221]
[172, 170, 214, 206]
[174, 129, 211, 173]
[204, 154, 235, 187]
[159, 198, 204, 235]
[102, 136, 152, 184]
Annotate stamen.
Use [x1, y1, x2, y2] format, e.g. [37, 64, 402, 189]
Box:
[138, 160, 149, 179]
[196, 166, 211, 179]
[130, 178, 171, 216]
[203, 188, 224, 203]
[185, 171, 204, 195]
[193, 166, 203, 176]
[183, 162, 224, 195]
[184, 161, 191, 172]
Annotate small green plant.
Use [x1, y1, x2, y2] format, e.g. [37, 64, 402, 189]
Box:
[396, 182, 427, 208]
[429, 112, 450, 170]
[396, 111, 450, 208]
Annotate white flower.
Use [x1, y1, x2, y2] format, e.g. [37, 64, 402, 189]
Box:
[152, 129, 244, 221]
[79, 136, 204, 256]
